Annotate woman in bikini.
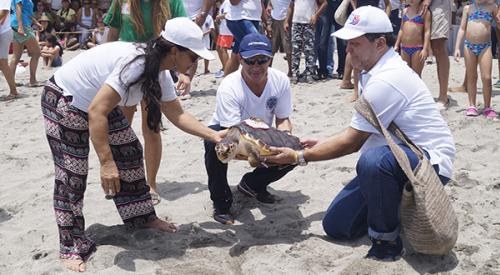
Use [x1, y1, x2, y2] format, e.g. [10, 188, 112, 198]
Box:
[395, 0, 431, 77]
[454, 0, 498, 119]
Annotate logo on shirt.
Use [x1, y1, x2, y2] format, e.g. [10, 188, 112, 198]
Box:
[348, 15, 360, 26]
[266, 96, 278, 111]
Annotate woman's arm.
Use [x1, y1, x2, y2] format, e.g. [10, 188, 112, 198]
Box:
[275, 117, 292, 133]
[88, 84, 122, 196]
[16, 3, 24, 34]
[107, 27, 119, 41]
[161, 99, 223, 143]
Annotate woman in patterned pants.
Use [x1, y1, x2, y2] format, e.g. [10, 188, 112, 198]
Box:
[41, 18, 220, 272]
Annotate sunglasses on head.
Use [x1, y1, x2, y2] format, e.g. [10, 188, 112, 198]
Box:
[242, 56, 271, 65]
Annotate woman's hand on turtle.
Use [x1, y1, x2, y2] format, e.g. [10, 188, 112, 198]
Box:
[300, 138, 319, 148]
[262, 147, 298, 165]
[213, 129, 227, 143]
[100, 160, 120, 198]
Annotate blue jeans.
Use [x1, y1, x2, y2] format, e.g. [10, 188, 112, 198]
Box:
[226, 19, 260, 53]
[322, 145, 450, 241]
[315, 14, 333, 76]
[390, 9, 401, 37]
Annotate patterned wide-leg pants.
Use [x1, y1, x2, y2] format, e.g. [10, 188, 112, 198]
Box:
[291, 23, 316, 77]
[41, 80, 157, 260]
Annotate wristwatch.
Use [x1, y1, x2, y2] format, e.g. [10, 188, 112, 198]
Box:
[297, 150, 307, 166]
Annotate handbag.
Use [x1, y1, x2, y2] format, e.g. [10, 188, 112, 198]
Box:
[354, 96, 458, 255]
[334, 0, 351, 26]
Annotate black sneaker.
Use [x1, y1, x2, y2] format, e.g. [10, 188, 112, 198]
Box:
[213, 207, 234, 225]
[366, 237, 404, 261]
[237, 181, 281, 204]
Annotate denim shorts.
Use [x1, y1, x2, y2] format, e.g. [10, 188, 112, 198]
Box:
[226, 19, 260, 53]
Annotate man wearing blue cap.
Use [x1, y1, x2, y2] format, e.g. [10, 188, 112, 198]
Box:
[204, 33, 295, 225]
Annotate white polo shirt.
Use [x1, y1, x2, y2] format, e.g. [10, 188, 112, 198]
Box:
[54, 42, 177, 112]
[229, 0, 262, 21]
[210, 67, 292, 127]
[350, 48, 455, 179]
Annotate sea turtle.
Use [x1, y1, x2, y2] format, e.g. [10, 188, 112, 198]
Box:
[215, 117, 304, 167]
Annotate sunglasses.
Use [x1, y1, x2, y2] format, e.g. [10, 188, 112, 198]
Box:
[242, 56, 271, 66]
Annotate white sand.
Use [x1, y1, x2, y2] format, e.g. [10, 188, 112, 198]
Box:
[0, 49, 499, 274]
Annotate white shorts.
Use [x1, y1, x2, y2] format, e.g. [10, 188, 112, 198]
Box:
[0, 30, 13, 59]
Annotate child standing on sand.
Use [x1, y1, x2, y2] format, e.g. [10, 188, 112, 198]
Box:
[454, 0, 498, 119]
[395, 0, 431, 76]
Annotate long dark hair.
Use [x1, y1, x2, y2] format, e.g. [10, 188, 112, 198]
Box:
[46, 34, 64, 56]
[120, 37, 188, 132]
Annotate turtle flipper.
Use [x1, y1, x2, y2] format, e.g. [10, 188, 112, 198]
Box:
[245, 143, 262, 167]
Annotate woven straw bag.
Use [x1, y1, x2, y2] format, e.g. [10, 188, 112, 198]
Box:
[334, 0, 351, 26]
[354, 96, 458, 255]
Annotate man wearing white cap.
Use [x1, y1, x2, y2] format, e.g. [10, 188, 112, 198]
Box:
[264, 6, 455, 261]
[41, 17, 222, 272]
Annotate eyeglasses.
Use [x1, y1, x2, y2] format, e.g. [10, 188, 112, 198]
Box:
[242, 56, 271, 66]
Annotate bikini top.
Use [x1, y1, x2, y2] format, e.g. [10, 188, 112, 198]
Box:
[402, 14, 424, 25]
[468, 4, 494, 23]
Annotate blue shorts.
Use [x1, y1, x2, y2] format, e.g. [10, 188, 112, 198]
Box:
[226, 19, 260, 53]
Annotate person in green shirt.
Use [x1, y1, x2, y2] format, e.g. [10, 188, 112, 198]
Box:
[103, 0, 189, 205]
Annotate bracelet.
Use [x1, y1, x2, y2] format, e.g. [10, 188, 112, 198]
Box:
[293, 150, 299, 165]
[297, 150, 307, 166]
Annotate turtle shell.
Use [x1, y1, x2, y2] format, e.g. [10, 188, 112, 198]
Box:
[233, 118, 303, 152]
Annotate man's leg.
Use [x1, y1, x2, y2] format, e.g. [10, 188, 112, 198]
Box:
[204, 125, 234, 223]
[315, 14, 332, 79]
[237, 165, 295, 203]
[356, 145, 424, 260]
[322, 176, 368, 240]
[432, 38, 450, 105]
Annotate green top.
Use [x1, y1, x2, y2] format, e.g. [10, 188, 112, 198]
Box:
[104, 0, 186, 42]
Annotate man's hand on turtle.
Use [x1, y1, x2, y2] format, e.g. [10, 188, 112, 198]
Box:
[263, 147, 298, 165]
[300, 137, 320, 148]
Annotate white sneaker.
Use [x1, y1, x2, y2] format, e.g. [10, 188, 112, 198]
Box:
[214, 70, 224, 78]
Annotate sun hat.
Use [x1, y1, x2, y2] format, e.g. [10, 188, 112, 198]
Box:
[160, 17, 214, 60]
[40, 14, 50, 22]
[333, 6, 393, 40]
[239, 33, 273, 59]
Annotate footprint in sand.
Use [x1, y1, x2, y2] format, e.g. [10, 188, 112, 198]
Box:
[450, 172, 479, 189]
[32, 251, 49, 260]
[0, 208, 12, 223]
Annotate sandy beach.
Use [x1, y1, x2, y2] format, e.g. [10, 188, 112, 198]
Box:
[0, 49, 499, 274]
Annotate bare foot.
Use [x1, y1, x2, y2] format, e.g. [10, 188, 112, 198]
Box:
[144, 218, 179, 233]
[348, 95, 358, 102]
[448, 86, 466, 93]
[61, 259, 86, 272]
[340, 82, 354, 89]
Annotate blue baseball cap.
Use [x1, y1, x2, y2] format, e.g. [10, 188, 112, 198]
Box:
[239, 33, 273, 59]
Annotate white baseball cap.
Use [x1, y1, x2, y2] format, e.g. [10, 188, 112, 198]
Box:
[333, 6, 393, 40]
[160, 17, 214, 60]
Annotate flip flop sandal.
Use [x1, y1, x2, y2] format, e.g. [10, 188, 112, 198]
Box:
[340, 83, 355, 89]
[150, 192, 161, 205]
[1, 94, 19, 101]
[483, 107, 497, 119]
[465, 106, 479, 116]
[26, 81, 45, 88]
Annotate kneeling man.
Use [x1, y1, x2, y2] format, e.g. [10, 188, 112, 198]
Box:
[204, 33, 295, 225]
[266, 7, 455, 261]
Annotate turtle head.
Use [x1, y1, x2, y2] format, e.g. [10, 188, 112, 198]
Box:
[215, 140, 238, 163]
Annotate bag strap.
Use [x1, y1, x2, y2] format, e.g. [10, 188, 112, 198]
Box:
[354, 96, 422, 182]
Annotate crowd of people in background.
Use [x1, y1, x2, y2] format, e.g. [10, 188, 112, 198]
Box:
[1, 0, 498, 118]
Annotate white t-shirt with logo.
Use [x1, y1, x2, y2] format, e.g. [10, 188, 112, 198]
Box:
[219, 0, 232, 35]
[271, 0, 291, 21]
[229, 0, 262, 21]
[184, 0, 204, 19]
[0, 0, 11, 34]
[210, 67, 292, 127]
[292, 0, 317, 24]
[54, 42, 177, 112]
[350, 48, 455, 179]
